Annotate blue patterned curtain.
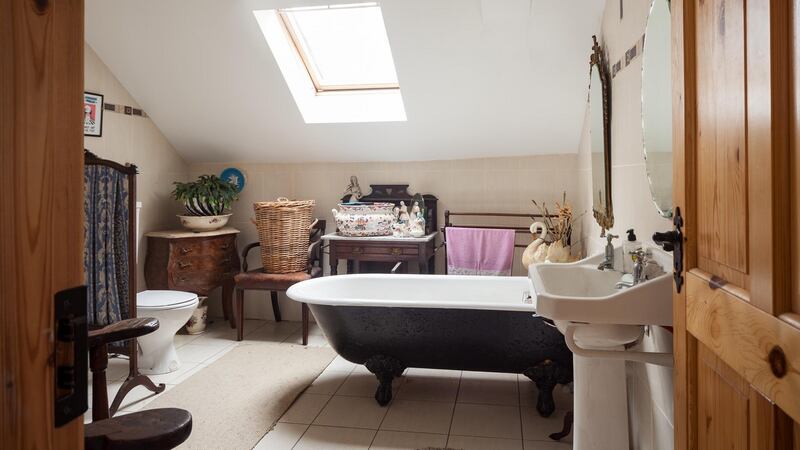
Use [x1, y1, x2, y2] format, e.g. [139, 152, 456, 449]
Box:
[84, 165, 130, 327]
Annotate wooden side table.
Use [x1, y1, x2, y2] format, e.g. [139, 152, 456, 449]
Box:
[144, 227, 241, 327]
[325, 232, 438, 275]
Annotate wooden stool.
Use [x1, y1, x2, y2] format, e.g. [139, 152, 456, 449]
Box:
[85, 408, 192, 450]
[233, 220, 325, 343]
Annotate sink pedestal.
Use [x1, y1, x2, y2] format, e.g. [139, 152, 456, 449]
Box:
[573, 349, 630, 450]
[529, 248, 675, 449]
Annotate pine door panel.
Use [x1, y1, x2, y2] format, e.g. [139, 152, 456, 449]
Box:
[694, 0, 749, 289]
[696, 343, 749, 450]
[0, 0, 85, 447]
[675, 0, 800, 447]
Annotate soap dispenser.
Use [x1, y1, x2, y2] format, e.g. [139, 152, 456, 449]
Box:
[623, 229, 641, 274]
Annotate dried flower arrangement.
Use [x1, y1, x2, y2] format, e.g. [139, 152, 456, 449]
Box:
[531, 192, 583, 247]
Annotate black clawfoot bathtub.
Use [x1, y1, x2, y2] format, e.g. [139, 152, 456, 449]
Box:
[287, 274, 572, 417]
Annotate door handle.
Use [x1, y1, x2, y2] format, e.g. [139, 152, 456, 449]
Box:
[652, 206, 684, 293]
[54, 285, 88, 427]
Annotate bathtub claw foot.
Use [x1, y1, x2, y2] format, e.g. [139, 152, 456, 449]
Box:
[365, 355, 405, 407]
[374, 379, 393, 406]
[524, 359, 565, 417]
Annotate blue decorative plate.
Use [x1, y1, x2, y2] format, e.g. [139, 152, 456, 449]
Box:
[220, 167, 246, 193]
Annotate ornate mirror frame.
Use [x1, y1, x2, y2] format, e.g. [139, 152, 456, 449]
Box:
[590, 35, 614, 232]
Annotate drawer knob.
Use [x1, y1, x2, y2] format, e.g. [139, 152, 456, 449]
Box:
[220, 243, 230, 250]
[180, 247, 192, 255]
[391, 248, 402, 256]
[178, 261, 192, 270]
[351, 247, 363, 255]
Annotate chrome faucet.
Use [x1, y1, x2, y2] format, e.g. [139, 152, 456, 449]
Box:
[615, 249, 654, 289]
[632, 249, 650, 285]
[597, 233, 618, 271]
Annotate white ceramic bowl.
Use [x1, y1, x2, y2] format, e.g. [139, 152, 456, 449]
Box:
[177, 214, 232, 232]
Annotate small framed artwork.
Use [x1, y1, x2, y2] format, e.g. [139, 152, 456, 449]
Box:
[83, 92, 104, 137]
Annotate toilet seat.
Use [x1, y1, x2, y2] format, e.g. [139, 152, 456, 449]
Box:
[137, 290, 198, 311]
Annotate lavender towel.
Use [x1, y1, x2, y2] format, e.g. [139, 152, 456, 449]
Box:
[446, 227, 515, 276]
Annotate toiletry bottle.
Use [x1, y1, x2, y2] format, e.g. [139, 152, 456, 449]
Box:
[623, 229, 641, 273]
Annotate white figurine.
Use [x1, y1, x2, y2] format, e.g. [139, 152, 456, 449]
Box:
[393, 201, 411, 237]
[398, 201, 410, 223]
[522, 222, 548, 269]
[409, 201, 426, 237]
[343, 176, 363, 203]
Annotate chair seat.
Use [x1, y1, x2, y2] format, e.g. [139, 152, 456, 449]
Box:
[234, 266, 322, 291]
[85, 408, 192, 450]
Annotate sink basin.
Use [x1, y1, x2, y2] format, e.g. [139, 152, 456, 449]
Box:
[529, 245, 674, 450]
[530, 246, 673, 327]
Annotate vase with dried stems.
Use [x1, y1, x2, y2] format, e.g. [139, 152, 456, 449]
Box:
[529, 192, 584, 264]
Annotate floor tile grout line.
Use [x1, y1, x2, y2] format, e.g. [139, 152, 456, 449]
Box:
[444, 370, 464, 446]
[290, 392, 338, 450]
[287, 423, 312, 450]
[362, 368, 420, 446]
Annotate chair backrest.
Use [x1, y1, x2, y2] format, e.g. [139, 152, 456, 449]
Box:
[242, 218, 326, 273]
[308, 219, 326, 270]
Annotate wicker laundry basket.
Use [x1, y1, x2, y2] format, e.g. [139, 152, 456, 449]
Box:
[253, 197, 316, 273]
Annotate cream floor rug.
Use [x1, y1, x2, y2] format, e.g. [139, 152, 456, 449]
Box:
[147, 342, 336, 450]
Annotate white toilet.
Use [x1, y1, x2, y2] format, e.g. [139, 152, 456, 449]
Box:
[136, 290, 199, 374]
[134, 202, 199, 374]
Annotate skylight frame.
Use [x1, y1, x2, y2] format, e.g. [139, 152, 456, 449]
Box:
[276, 3, 401, 94]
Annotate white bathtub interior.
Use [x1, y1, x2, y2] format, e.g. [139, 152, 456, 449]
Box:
[287, 274, 536, 312]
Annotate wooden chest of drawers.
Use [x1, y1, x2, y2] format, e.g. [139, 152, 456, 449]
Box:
[144, 227, 241, 326]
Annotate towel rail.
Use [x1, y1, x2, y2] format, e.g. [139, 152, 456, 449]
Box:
[440, 210, 558, 275]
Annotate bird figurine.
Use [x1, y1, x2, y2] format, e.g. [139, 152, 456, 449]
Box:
[522, 222, 549, 269]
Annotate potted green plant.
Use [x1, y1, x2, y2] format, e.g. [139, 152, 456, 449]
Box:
[172, 175, 239, 232]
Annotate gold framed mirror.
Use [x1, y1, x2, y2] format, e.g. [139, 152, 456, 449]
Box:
[589, 35, 613, 233]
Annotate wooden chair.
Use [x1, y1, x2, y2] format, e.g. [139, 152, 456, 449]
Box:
[85, 408, 192, 450]
[86, 318, 192, 450]
[233, 219, 326, 342]
[89, 317, 165, 421]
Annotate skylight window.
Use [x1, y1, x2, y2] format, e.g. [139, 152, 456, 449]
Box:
[254, 3, 406, 123]
[279, 3, 400, 92]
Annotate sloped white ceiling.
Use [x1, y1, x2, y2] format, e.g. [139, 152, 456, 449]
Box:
[85, 0, 604, 163]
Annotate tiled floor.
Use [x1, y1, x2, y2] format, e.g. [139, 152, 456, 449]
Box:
[86, 319, 573, 449]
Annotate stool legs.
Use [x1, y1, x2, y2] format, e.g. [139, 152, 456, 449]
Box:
[302, 303, 309, 346]
[271, 291, 282, 322]
[235, 288, 244, 341]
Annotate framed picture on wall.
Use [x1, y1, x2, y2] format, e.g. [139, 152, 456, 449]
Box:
[83, 91, 104, 137]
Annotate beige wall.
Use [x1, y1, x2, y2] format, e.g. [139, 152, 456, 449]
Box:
[191, 154, 585, 321]
[577, 1, 675, 449]
[84, 43, 189, 288]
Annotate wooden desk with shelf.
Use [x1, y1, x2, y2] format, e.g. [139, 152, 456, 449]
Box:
[324, 232, 438, 275]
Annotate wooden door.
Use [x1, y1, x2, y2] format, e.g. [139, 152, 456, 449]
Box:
[673, 0, 800, 448]
[1, 0, 85, 448]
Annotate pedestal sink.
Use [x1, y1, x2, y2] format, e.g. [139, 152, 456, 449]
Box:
[529, 246, 673, 450]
